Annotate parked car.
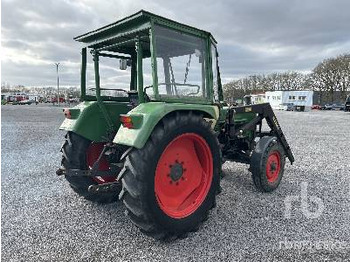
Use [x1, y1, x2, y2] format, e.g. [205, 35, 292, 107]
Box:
[311, 104, 321, 110]
[282, 103, 294, 111]
[345, 95, 350, 112]
[51, 97, 66, 104]
[293, 105, 305, 112]
[18, 99, 33, 105]
[332, 103, 345, 110]
[323, 104, 333, 110]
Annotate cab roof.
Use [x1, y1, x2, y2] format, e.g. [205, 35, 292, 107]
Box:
[74, 10, 216, 50]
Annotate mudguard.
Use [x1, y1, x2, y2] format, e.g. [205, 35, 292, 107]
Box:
[113, 102, 220, 149]
[59, 101, 130, 141]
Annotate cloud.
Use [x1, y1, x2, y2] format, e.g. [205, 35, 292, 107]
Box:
[2, 0, 350, 86]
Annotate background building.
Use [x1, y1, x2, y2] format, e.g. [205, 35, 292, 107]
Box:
[250, 94, 266, 104]
[265, 90, 313, 111]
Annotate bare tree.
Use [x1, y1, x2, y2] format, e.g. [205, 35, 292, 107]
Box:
[223, 71, 307, 102]
[312, 54, 350, 102]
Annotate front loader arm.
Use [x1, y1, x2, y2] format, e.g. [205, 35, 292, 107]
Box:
[233, 103, 295, 164]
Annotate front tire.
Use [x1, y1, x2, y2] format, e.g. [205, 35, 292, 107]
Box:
[119, 112, 221, 239]
[250, 136, 286, 192]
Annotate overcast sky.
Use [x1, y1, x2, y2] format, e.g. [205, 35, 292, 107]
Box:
[2, 0, 350, 87]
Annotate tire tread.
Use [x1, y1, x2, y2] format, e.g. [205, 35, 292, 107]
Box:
[120, 111, 221, 239]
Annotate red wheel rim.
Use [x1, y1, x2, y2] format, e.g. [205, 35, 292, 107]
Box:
[86, 143, 116, 184]
[266, 150, 281, 183]
[155, 133, 213, 219]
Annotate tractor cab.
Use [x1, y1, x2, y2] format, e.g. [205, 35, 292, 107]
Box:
[75, 10, 222, 106]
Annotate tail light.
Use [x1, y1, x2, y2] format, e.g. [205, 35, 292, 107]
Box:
[63, 108, 71, 119]
[119, 114, 143, 129]
[120, 115, 133, 128]
[63, 108, 80, 119]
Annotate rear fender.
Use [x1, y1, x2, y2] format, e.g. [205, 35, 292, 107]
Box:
[113, 102, 220, 149]
[59, 101, 130, 141]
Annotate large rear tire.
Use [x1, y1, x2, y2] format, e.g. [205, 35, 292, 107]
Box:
[61, 131, 122, 203]
[119, 112, 221, 239]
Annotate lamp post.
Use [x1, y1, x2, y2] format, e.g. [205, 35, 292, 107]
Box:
[55, 62, 60, 106]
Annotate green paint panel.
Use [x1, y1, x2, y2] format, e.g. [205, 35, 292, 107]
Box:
[114, 102, 220, 148]
[59, 101, 130, 141]
[233, 111, 256, 140]
[234, 112, 256, 123]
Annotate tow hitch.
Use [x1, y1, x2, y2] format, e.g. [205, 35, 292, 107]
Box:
[56, 143, 125, 193]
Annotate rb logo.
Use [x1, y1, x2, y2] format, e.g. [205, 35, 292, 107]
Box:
[284, 182, 324, 219]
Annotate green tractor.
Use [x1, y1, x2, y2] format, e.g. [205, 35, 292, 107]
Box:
[57, 10, 294, 239]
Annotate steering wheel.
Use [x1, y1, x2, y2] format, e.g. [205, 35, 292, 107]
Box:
[144, 83, 201, 97]
[88, 87, 129, 94]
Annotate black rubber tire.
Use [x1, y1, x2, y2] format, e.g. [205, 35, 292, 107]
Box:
[250, 136, 286, 192]
[118, 111, 221, 239]
[61, 131, 121, 203]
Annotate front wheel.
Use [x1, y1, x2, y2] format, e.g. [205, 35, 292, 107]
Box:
[250, 136, 286, 192]
[119, 112, 221, 239]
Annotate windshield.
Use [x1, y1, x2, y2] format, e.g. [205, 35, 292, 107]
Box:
[148, 25, 207, 99]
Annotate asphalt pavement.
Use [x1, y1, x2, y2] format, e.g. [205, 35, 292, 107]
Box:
[1, 104, 350, 261]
